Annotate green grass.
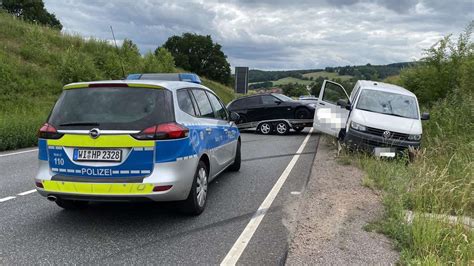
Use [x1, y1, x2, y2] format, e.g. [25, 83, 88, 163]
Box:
[201, 77, 234, 104]
[0, 11, 234, 151]
[302, 71, 353, 81]
[272, 76, 313, 86]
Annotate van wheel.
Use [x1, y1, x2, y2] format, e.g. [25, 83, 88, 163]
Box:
[55, 198, 88, 210]
[258, 122, 272, 135]
[181, 161, 208, 215]
[275, 121, 289, 135]
[227, 140, 241, 172]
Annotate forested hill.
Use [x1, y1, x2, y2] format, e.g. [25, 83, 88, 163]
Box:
[249, 62, 414, 83]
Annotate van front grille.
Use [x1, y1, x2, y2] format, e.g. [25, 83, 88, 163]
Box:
[366, 127, 409, 140]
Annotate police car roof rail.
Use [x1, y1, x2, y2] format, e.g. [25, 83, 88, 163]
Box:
[126, 73, 201, 84]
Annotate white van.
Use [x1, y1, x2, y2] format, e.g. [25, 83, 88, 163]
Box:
[313, 80, 430, 157]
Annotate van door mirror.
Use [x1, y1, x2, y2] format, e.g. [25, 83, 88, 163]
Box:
[336, 99, 351, 110]
[274, 100, 282, 105]
[230, 111, 240, 122]
[421, 112, 430, 120]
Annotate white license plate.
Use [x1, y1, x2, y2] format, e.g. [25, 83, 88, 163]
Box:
[374, 147, 396, 157]
[73, 149, 122, 162]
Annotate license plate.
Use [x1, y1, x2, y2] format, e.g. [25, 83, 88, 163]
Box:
[374, 147, 396, 158]
[73, 149, 122, 162]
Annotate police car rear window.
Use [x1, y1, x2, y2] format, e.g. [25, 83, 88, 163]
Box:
[48, 87, 174, 130]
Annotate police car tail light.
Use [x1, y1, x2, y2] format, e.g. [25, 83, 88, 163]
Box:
[133, 122, 189, 140]
[37, 123, 63, 139]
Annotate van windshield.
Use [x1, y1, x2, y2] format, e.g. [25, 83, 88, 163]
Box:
[356, 89, 419, 119]
[48, 87, 174, 130]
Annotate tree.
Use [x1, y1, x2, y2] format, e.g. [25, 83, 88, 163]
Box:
[143, 48, 175, 73]
[154, 47, 175, 73]
[121, 39, 142, 73]
[281, 83, 308, 97]
[159, 33, 231, 84]
[1, 0, 62, 30]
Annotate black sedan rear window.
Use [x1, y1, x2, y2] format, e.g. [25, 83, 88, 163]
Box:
[48, 87, 174, 130]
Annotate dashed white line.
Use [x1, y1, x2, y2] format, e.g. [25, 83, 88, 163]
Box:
[18, 189, 37, 196]
[0, 196, 16, 202]
[221, 128, 314, 265]
[0, 148, 38, 158]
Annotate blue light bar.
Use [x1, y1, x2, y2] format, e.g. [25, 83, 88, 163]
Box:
[126, 73, 201, 84]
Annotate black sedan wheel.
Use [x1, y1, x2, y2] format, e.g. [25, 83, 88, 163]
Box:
[295, 108, 311, 119]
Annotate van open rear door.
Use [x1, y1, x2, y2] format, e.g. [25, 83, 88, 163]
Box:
[313, 80, 350, 137]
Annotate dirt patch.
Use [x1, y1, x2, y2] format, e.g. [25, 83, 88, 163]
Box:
[286, 138, 399, 265]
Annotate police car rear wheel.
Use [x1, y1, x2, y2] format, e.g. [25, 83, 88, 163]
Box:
[181, 161, 208, 215]
[55, 198, 88, 210]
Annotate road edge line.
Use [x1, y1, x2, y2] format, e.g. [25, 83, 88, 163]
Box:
[0, 149, 38, 158]
[220, 128, 314, 265]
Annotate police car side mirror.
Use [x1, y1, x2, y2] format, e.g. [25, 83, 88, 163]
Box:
[230, 112, 240, 122]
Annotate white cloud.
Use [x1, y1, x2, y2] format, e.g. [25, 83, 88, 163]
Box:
[43, 0, 473, 70]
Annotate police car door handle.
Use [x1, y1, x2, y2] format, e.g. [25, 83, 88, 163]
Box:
[205, 128, 212, 133]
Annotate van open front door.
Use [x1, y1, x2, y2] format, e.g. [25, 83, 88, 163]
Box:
[313, 80, 350, 137]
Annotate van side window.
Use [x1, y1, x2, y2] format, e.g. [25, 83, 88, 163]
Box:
[206, 91, 228, 120]
[190, 89, 214, 118]
[177, 89, 196, 116]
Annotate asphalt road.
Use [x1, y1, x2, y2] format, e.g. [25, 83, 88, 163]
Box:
[0, 129, 319, 265]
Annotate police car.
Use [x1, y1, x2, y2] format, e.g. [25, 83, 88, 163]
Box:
[35, 73, 241, 215]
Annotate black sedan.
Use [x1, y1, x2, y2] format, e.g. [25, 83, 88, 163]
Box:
[227, 93, 315, 134]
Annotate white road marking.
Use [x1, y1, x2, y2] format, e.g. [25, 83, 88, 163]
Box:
[18, 189, 37, 196]
[0, 196, 16, 202]
[290, 191, 301, 195]
[0, 148, 38, 158]
[221, 128, 314, 265]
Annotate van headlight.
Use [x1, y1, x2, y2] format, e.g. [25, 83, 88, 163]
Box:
[408, 134, 422, 141]
[350, 121, 366, 131]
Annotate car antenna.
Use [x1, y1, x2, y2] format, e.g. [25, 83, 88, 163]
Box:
[110, 25, 126, 79]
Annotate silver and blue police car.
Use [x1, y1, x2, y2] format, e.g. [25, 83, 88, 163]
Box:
[35, 73, 241, 215]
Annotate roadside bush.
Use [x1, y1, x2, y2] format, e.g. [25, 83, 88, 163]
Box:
[58, 48, 102, 84]
[400, 22, 473, 105]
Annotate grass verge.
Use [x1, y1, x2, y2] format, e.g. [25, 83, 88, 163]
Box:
[336, 88, 473, 264]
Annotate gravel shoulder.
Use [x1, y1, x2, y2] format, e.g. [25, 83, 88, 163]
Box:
[286, 138, 399, 265]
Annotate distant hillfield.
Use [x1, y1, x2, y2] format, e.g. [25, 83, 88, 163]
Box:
[248, 62, 414, 89]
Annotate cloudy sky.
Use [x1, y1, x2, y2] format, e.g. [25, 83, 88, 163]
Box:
[43, 0, 473, 70]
